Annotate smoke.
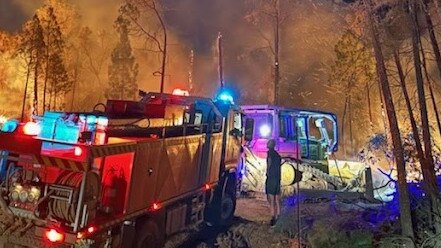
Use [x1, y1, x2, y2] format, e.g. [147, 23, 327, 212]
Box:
[0, 0, 43, 32]
[0, 0, 122, 31]
[74, 0, 121, 29]
[0, 0, 352, 106]
[162, 0, 351, 105]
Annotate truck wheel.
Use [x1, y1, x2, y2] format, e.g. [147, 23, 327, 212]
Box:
[135, 220, 163, 248]
[219, 192, 236, 225]
[205, 192, 236, 226]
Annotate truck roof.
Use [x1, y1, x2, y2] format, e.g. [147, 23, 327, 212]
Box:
[241, 104, 337, 118]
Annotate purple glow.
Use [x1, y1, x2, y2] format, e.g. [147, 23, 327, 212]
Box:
[259, 124, 271, 137]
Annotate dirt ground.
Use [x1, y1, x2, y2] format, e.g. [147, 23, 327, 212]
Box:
[165, 194, 296, 248]
[165, 192, 383, 248]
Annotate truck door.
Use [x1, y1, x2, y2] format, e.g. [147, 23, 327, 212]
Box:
[126, 140, 162, 213]
[224, 110, 242, 172]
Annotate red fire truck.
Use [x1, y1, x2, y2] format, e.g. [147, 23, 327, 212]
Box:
[0, 91, 245, 247]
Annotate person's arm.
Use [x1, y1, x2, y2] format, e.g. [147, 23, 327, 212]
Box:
[267, 155, 272, 176]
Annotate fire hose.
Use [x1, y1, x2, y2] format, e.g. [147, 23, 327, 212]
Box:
[48, 171, 100, 225]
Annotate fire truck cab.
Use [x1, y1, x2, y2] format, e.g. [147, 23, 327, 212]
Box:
[0, 91, 243, 248]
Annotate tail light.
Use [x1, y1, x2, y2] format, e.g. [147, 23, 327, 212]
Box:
[77, 225, 97, 240]
[204, 184, 211, 191]
[46, 229, 65, 243]
[152, 203, 160, 211]
[87, 226, 96, 234]
[23, 122, 41, 136]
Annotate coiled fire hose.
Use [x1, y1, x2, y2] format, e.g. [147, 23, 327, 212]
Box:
[49, 171, 99, 224]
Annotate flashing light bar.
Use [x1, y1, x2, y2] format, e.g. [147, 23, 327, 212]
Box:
[0, 119, 18, 133]
[23, 121, 41, 136]
[74, 146, 83, 156]
[217, 93, 234, 103]
[172, 88, 190, 96]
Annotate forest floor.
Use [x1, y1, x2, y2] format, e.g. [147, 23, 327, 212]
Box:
[165, 192, 385, 248]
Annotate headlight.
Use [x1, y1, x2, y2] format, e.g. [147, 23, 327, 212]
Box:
[10, 184, 23, 201]
[10, 190, 19, 201]
[9, 185, 41, 204]
[29, 186, 41, 202]
[259, 124, 271, 137]
[27, 193, 36, 202]
[19, 191, 28, 203]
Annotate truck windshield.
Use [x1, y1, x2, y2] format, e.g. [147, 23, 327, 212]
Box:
[246, 113, 273, 139]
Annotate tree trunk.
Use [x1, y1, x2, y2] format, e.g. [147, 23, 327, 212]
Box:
[48, 88, 52, 111]
[70, 51, 80, 111]
[410, 0, 441, 233]
[51, 79, 56, 111]
[43, 61, 49, 112]
[218, 33, 224, 89]
[366, 81, 373, 131]
[394, 50, 425, 172]
[349, 95, 354, 156]
[427, 75, 441, 137]
[33, 56, 39, 116]
[365, 0, 415, 242]
[188, 49, 194, 92]
[157, 3, 167, 94]
[422, 2, 441, 137]
[433, 0, 441, 29]
[274, 0, 280, 105]
[420, 38, 441, 144]
[423, 2, 441, 90]
[395, 50, 430, 227]
[21, 57, 33, 122]
[43, 33, 50, 113]
[341, 96, 349, 157]
[160, 32, 166, 93]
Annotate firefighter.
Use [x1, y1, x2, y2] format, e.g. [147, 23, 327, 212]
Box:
[265, 139, 281, 226]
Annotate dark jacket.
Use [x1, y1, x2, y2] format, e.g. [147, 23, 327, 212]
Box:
[266, 149, 281, 183]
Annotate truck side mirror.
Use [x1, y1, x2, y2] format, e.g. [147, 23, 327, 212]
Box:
[244, 118, 254, 141]
[229, 128, 242, 137]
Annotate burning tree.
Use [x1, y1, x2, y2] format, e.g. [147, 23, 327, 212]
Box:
[106, 14, 139, 100]
[17, 15, 45, 120]
[329, 30, 378, 157]
[362, 0, 415, 243]
[121, 0, 167, 93]
[39, 5, 72, 111]
[349, 0, 441, 244]
[244, 0, 290, 105]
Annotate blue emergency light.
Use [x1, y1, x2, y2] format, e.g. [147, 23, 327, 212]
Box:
[0, 119, 19, 133]
[216, 88, 235, 104]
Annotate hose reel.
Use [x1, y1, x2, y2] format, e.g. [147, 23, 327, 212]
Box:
[48, 171, 100, 226]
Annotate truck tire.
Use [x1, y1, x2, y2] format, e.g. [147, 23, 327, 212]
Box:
[135, 220, 163, 248]
[219, 192, 236, 225]
[205, 173, 237, 226]
[205, 192, 236, 226]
